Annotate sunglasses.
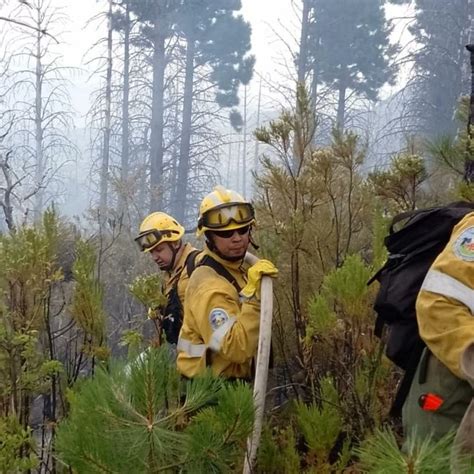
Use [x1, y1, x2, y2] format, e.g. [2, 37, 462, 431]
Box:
[212, 225, 251, 239]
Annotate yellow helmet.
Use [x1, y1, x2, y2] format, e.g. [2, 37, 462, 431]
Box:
[135, 212, 184, 252]
[197, 185, 255, 236]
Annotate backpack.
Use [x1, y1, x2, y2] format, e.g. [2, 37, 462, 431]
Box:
[161, 250, 201, 344]
[368, 201, 474, 415]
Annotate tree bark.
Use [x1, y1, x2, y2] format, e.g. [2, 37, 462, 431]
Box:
[149, 21, 166, 212]
[100, 0, 113, 216]
[119, 2, 130, 213]
[174, 37, 195, 222]
[170, 80, 180, 203]
[0, 152, 15, 231]
[34, 5, 43, 220]
[297, 0, 311, 84]
[242, 85, 247, 197]
[253, 77, 262, 177]
[294, 1, 311, 172]
[336, 80, 346, 132]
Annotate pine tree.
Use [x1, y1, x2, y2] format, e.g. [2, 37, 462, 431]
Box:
[405, 0, 471, 139]
[355, 428, 473, 473]
[56, 347, 254, 473]
[307, 0, 397, 130]
[0, 210, 84, 470]
[172, 0, 255, 222]
[126, 0, 180, 212]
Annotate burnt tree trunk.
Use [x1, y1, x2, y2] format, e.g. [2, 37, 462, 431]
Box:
[174, 36, 195, 222]
[149, 21, 166, 212]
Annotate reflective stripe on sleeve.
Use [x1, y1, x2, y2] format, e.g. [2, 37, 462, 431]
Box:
[209, 317, 236, 352]
[421, 269, 474, 314]
[177, 338, 207, 357]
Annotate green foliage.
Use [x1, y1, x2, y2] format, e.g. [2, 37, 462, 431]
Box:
[254, 87, 393, 469]
[119, 329, 144, 359]
[427, 135, 465, 177]
[129, 273, 166, 310]
[184, 382, 254, 473]
[371, 205, 389, 269]
[0, 211, 65, 414]
[0, 415, 38, 472]
[427, 112, 474, 201]
[322, 254, 373, 320]
[56, 347, 254, 473]
[256, 425, 300, 474]
[368, 153, 428, 212]
[257, 376, 352, 472]
[355, 428, 473, 473]
[0, 327, 61, 402]
[70, 239, 108, 359]
[302, 251, 390, 444]
[0, 210, 64, 331]
[457, 181, 474, 203]
[254, 88, 371, 372]
[0, 209, 117, 469]
[295, 376, 342, 461]
[305, 295, 337, 342]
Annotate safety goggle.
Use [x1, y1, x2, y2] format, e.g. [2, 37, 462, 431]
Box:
[134, 229, 174, 252]
[199, 203, 255, 230]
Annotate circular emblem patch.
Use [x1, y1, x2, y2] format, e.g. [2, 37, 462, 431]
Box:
[209, 308, 229, 330]
[453, 226, 474, 261]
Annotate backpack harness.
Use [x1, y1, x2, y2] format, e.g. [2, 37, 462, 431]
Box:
[161, 251, 242, 344]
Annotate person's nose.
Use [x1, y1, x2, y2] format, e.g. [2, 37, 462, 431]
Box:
[230, 230, 243, 241]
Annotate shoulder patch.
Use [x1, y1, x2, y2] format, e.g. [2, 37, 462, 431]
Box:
[453, 226, 474, 261]
[208, 308, 229, 330]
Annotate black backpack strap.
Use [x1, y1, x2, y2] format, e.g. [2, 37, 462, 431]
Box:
[185, 249, 200, 276]
[198, 255, 242, 293]
[389, 341, 426, 417]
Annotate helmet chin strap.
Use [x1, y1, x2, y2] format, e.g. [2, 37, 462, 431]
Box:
[163, 241, 182, 271]
[249, 228, 259, 250]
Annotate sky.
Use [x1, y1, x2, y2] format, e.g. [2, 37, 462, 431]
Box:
[0, 0, 416, 214]
[0, 0, 415, 126]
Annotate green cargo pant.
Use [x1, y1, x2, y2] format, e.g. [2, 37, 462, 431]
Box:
[402, 348, 473, 442]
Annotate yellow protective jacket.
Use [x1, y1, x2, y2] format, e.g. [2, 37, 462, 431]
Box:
[177, 248, 260, 379]
[416, 212, 474, 379]
[163, 242, 200, 303]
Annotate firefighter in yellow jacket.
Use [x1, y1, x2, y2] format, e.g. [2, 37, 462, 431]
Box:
[403, 212, 474, 440]
[177, 186, 278, 379]
[135, 212, 201, 344]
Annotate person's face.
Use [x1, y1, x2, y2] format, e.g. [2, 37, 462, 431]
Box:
[149, 242, 177, 270]
[210, 225, 250, 259]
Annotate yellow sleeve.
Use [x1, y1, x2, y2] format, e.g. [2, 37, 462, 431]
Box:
[416, 214, 474, 378]
[193, 285, 261, 364]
